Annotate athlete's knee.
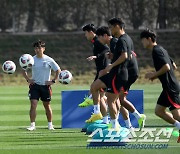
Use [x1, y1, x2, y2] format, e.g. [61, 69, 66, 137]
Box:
[90, 82, 97, 92]
[171, 109, 180, 121]
[119, 96, 126, 105]
[155, 108, 164, 117]
[91, 80, 104, 92]
[173, 114, 180, 121]
[30, 100, 37, 109]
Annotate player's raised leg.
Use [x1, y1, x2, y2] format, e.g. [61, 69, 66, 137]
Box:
[85, 79, 106, 123]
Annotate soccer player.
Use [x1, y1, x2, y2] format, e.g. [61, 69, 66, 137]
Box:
[140, 29, 180, 142]
[96, 25, 146, 130]
[95, 26, 132, 129]
[80, 24, 110, 124]
[22, 40, 61, 131]
[87, 18, 135, 130]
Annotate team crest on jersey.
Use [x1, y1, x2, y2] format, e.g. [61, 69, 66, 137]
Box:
[43, 61, 49, 67]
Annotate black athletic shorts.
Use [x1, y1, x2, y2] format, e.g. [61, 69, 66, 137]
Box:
[99, 73, 127, 94]
[29, 83, 52, 102]
[157, 90, 180, 111]
[94, 72, 99, 81]
[123, 75, 138, 93]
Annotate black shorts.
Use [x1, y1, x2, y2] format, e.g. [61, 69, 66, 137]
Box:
[99, 73, 127, 94]
[124, 75, 138, 92]
[94, 72, 99, 81]
[157, 90, 180, 111]
[29, 83, 52, 102]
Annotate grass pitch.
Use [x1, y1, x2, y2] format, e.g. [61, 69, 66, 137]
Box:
[0, 84, 179, 154]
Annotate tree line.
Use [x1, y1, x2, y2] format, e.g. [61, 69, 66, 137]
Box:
[0, 0, 179, 32]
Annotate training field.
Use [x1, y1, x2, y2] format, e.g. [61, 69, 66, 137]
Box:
[0, 84, 179, 154]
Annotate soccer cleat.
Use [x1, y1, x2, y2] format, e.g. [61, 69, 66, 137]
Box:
[108, 123, 121, 132]
[27, 126, 36, 131]
[48, 125, 55, 130]
[78, 97, 93, 107]
[85, 113, 103, 123]
[138, 114, 146, 131]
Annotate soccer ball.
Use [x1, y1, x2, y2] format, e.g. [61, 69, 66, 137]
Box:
[19, 54, 34, 70]
[2, 60, 16, 74]
[59, 70, 72, 84]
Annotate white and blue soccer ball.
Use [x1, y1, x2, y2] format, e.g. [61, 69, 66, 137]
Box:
[19, 54, 34, 70]
[2, 60, 16, 74]
[59, 70, 72, 84]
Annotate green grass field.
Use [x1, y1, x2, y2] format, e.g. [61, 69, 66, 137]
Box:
[0, 84, 179, 154]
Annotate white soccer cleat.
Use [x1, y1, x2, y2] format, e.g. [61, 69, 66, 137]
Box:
[48, 125, 55, 130]
[27, 126, 36, 131]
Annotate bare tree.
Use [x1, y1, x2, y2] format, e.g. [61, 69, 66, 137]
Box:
[165, 0, 180, 29]
[38, 0, 70, 31]
[0, 0, 179, 32]
[123, 0, 147, 29]
[26, 0, 37, 32]
[157, 0, 167, 29]
[70, 0, 90, 29]
[0, 0, 12, 32]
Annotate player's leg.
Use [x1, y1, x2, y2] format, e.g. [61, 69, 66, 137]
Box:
[27, 84, 40, 131]
[155, 104, 176, 124]
[172, 108, 180, 143]
[41, 85, 54, 130]
[155, 104, 180, 142]
[155, 90, 180, 125]
[115, 98, 121, 120]
[29, 99, 38, 122]
[43, 101, 54, 130]
[171, 108, 180, 121]
[170, 95, 180, 143]
[85, 79, 107, 123]
[119, 90, 132, 129]
[106, 92, 119, 130]
[120, 77, 146, 130]
[155, 91, 180, 142]
[78, 72, 99, 107]
[119, 91, 146, 130]
[120, 106, 133, 129]
[100, 92, 109, 124]
[27, 99, 38, 131]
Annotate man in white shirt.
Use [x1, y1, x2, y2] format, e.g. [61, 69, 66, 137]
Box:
[22, 40, 61, 131]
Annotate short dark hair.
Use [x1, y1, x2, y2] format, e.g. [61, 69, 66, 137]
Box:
[33, 40, 45, 48]
[82, 24, 96, 33]
[96, 26, 111, 36]
[140, 29, 156, 42]
[108, 17, 125, 29]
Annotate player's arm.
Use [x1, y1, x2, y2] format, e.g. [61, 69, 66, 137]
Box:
[105, 52, 128, 73]
[105, 40, 128, 72]
[169, 57, 177, 70]
[111, 52, 127, 67]
[87, 55, 97, 61]
[22, 70, 34, 84]
[51, 69, 61, 83]
[96, 45, 110, 58]
[145, 63, 170, 81]
[46, 60, 61, 85]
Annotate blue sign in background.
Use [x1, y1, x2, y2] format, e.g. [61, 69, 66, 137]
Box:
[61, 90, 143, 128]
